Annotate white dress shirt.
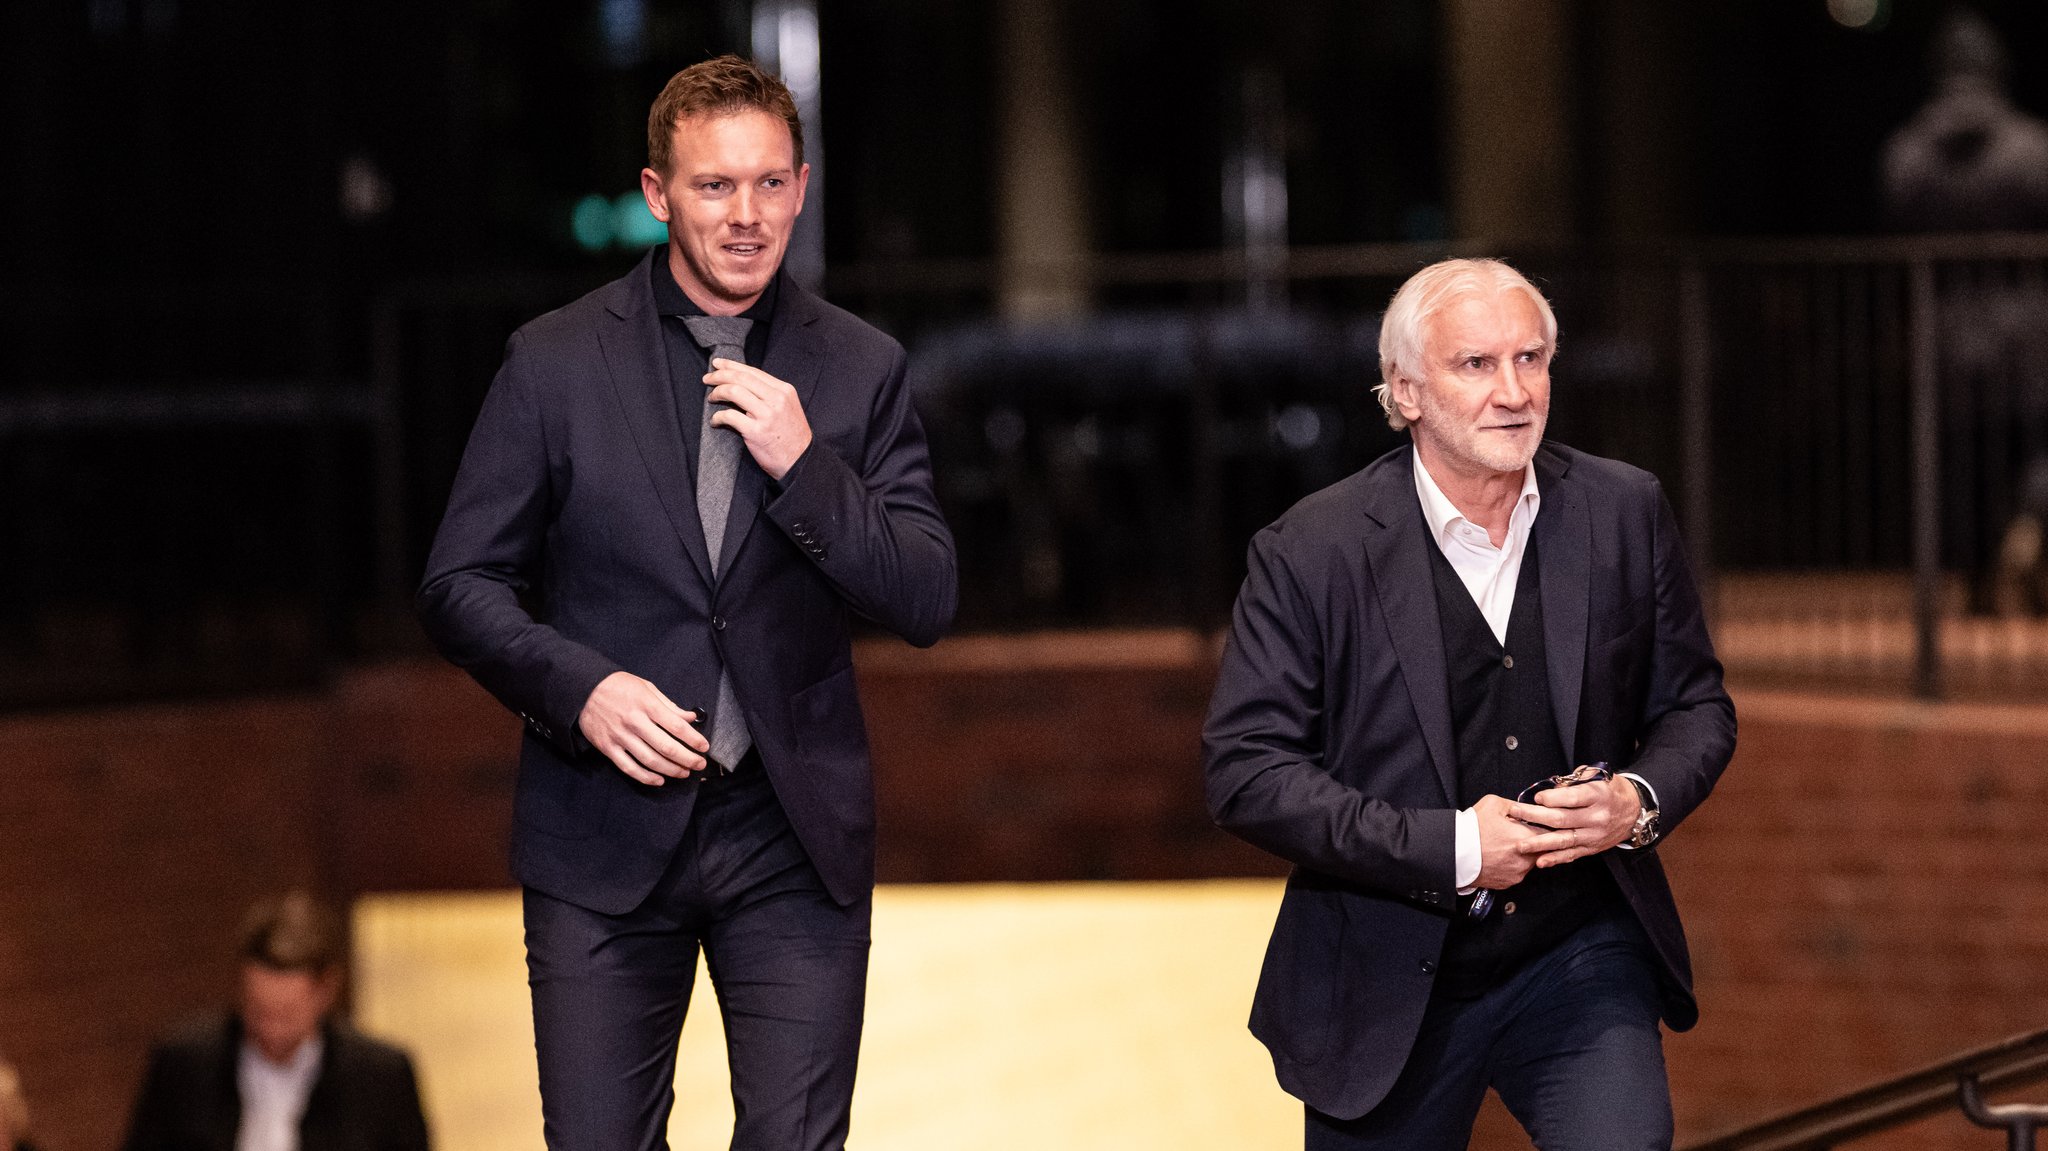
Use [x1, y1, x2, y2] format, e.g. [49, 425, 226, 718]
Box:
[1412, 453, 1541, 649]
[1412, 454, 1541, 891]
[1411, 455, 1659, 891]
[236, 1034, 324, 1151]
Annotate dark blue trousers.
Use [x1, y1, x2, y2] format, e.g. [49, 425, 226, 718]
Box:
[1307, 911, 1673, 1151]
[524, 765, 871, 1151]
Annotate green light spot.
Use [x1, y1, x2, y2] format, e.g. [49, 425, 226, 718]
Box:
[571, 194, 613, 251]
[613, 192, 669, 247]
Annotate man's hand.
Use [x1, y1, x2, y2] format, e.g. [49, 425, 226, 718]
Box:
[1472, 792, 1561, 889]
[705, 358, 813, 481]
[1521, 774, 1642, 868]
[576, 671, 710, 785]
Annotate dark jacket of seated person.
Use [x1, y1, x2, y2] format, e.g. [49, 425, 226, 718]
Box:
[120, 892, 430, 1151]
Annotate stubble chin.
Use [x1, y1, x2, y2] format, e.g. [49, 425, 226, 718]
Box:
[1441, 430, 1538, 477]
[710, 262, 774, 304]
[1486, 438, 1540, 473]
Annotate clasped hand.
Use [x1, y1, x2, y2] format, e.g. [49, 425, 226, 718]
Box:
[1471, 774, 1641, 890]
[576, 671, 710, 785]
[706, 357, 812, 481]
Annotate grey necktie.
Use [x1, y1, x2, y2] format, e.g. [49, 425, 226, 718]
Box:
[681, 314, 754, 771]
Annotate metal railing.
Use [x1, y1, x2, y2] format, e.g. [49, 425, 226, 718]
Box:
[828, 237, 2048, 698]
[10, 233, 2048, 704]
[1682, 1026, 2048, 1151]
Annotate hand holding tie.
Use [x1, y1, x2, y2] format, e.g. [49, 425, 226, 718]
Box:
[704, 357, 813, 482]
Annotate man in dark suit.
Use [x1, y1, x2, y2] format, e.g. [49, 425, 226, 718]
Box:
[1204, 258, 1734, 1150]
[120, 892, 430, 1151]
[416, 55, 956, 1151]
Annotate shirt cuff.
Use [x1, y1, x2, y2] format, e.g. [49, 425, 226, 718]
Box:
[1454, 806, 1481, 892]
[1619, 771, 1660, 811]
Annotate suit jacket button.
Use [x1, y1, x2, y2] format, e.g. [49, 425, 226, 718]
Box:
[712, 615, 726, 631]
[1419, 959, 1437, 974]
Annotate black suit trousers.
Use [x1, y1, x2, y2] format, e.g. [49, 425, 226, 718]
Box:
[523, 767, 871, 1151]
[1305, 911, 1672, 1151]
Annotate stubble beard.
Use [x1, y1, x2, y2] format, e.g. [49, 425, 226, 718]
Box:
[677, 237, 776, 309]
[1413, 385, 1545, 477]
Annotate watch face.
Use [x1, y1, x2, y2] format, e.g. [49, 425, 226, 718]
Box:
[1631, 811, 1658, 846]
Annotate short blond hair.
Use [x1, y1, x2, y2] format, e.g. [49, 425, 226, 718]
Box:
[1373, 258, 1558, 430]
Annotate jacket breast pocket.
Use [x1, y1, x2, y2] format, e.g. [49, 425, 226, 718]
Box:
[1591, 590, 1652, 646]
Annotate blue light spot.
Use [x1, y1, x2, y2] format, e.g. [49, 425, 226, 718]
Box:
[600, 0, 647, 68]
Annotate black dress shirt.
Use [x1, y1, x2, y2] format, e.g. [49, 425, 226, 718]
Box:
[648, 248, 780, 482]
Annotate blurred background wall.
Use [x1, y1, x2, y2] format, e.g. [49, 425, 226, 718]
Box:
[7, 1, 2048, 1148]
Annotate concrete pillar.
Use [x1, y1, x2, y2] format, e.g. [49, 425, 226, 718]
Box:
[753, 0, 826, 290]
[1587, 0, 1685, 239]
[1442, 0, 1578, 244]
[994, 0, 1090, 321]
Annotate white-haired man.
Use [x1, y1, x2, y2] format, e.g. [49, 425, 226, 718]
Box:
[1204, 257, 1735, 1149]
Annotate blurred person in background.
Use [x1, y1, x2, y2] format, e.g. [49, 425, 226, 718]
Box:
[1994, 458, 2048, 615]
[416, 54, 955, 1151]
[1883, 7, 2048, 608]
[1882, 8, 2048, 233]
[1205, 258, 1735, 1149]
[120, 891, 429, 1151]
[0, 1053, 37, 1151]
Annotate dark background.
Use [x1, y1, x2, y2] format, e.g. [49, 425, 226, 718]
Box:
[6, 0, 2047, 708]
[9, 5, 2048, 1151]
[8, 1, 2048, 284]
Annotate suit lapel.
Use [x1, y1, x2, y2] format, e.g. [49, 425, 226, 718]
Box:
[1361, 446, 1459, 805]
[1533, 445, 1588, 761]
[716, 275, 825, 572]
[596, 251, 713, 586]
[298, 1027, 338, 1151]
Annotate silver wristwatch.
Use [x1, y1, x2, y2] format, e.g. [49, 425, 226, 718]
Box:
[1619, 776, 1659, 849]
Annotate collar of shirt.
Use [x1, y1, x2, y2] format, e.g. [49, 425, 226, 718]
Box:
[1411, 450, 1541, 647]
[1411, 450, 1540, 556]
[649, 246, 779, 356]
[236, 1032, 325, 1151]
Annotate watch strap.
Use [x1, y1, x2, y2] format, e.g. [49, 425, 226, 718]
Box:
[1618, 775, 1660, 849]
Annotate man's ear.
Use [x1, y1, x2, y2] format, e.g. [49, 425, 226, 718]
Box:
[640, 167, 672, 223]
[1390, 372, 1425, 425]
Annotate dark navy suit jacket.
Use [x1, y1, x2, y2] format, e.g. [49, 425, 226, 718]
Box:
[418, 250, 957, 914]
[1203, 441, 1735, 1121]
[120, 1016, 428, 1151]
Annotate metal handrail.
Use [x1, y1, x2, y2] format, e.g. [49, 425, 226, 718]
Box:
[1682, 1027, 2048, 1151]
[1962, 1073, 2048, 1151]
